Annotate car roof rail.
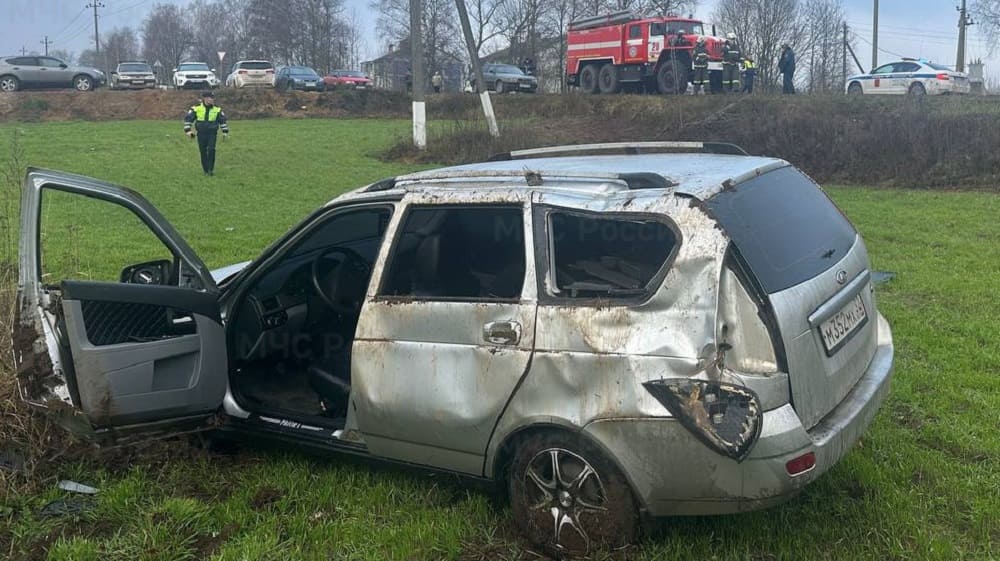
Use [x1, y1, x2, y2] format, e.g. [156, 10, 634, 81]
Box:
[488, 141, 749, 161]
[389, 169, 676, 191]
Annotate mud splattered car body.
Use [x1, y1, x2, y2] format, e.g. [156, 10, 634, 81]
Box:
[13, 143, 893, 555]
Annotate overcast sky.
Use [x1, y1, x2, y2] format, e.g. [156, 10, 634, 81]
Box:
[3, 0, 997, 81]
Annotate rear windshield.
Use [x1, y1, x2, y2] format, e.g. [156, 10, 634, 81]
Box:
[925, 61, 951, 71]
[707, 166, 857, 294]
[241, 61, 272, 70]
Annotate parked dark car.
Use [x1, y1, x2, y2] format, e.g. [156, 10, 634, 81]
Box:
[0, 55, 105, 92]
[472, 63, 538, 94]
[275, 66, 325, 92]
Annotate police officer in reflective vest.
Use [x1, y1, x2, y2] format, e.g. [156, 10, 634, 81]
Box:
[692, 37, 709, 94]
[741, 57, 757, 93]
[184, 91, 229, 176]
[722, 33, 741, 92]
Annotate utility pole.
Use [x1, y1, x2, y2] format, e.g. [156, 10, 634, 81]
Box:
[843, 22, 848, 87]
[454, 0, 499, 137]
[40, 36, 52, 56]
[956, 0, 975, 73]
[20, 46, 27, 56]
[87, 2, 105, 54]
[871, 0, 878, 70]
[409, 0, 426, 149]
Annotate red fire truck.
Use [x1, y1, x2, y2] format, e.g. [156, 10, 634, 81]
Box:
[566, 11, 726, 94]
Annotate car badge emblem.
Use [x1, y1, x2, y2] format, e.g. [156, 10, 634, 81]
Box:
[836, 270, 848, 285]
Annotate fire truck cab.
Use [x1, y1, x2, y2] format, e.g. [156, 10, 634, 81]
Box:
[566, 10, 725, 95]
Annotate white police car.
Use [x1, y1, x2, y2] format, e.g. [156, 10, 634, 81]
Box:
[846, 58, 970, 96]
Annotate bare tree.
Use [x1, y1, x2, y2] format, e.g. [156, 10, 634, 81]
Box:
[142, 4, 194, 70]
[190, 0, 227, 66]
[713, 0, 805, 90]
[102, 27, 141, 73]
[801, 0, 846, 92]
[372, 0, 463, 85]
[973, 1, 1000, 46]
[468, 0, 507, 54]
[543, 0, 583, 91]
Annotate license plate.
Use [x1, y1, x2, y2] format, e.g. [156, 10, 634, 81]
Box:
[819, 294, 868, 354]
[132, 80, 144, 85]
[520, 84, 531, 89]
[306, 81, 316, 86]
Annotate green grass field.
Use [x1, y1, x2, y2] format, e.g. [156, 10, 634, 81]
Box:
[0, 120, 998, 561]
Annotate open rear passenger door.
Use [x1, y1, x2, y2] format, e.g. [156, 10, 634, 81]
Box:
[13, 169, 227, 437]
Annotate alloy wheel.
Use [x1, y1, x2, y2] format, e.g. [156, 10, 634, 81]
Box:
[522, 447, 609, 552]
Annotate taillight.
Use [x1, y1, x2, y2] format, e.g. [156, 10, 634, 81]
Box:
[266, 69, 274, 74]
[785, 452, 816, 476]
[643, 379, 762, 462]
[238, 70, 247, 74]
[936, 73, 950, 80]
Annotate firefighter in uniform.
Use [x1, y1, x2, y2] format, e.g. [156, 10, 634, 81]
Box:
[692, 37, 709, 94]
[722, 32, 741, 92]
[184, 91, 229, 176]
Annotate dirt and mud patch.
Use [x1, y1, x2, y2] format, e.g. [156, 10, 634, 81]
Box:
[249, 485, 284, 510]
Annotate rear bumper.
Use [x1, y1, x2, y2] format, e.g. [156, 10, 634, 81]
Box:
[584, 311, 894, 517]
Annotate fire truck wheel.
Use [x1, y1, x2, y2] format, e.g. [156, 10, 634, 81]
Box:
[656, 62, 685, 94]
[598, 64, 620, 94]
[580, 65, 600, 94]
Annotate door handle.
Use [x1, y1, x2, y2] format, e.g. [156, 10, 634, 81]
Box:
[483, 320, 521, 346]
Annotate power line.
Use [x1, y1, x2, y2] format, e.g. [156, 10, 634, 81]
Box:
[61, 19, 96, 46]
[51, 7, 88, 41]
[852, 32, 909, 60]
[105, 0, 156, 18]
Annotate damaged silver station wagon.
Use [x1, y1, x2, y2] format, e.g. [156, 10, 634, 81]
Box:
[14, 142, 894, 556]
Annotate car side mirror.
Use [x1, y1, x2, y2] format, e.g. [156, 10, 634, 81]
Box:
[172, 68, 177, 72]
[211, 68, 216, 72]
[120, 259, 173, 285]
[111, 71, 118, 76]
[59, 63, 68, 68]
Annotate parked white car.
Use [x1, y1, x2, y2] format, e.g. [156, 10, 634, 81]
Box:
[225, 60, 275, 88]
[846, 58, 971, 96]
[173, 62, 220, 89]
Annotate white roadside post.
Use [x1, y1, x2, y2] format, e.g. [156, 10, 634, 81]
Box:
[410, 0, 427, 149]
[455, 0, 499, 137]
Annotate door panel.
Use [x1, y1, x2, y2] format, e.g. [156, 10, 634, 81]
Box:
[14, 169, 225, 436]
[61, 283, 227, 426]
[351, 199, 536, 475]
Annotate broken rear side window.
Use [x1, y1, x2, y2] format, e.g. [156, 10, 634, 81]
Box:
[546, 211, 677, 300]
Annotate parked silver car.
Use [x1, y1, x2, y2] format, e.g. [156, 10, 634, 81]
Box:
[13, 143, 893, 556]
[0, 55, 105, 92]
[110, 61, 157, 90]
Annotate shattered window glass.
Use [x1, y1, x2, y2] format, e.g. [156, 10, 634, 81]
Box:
[547, 212, 677, 299]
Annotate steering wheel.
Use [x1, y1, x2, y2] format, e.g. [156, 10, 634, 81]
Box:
[310, 246, 371, 315]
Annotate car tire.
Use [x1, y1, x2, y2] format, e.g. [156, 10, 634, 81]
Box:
[848, 82, 863, 95]
[508, 431, 639, 558]
[579, 64, 599, 94]
[495, 80, 504, 94]
[0, 75, 19, 92]
[598, 64, 620, 94]
[73, 75, 94, 92]
[908, 82, 926, 97]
